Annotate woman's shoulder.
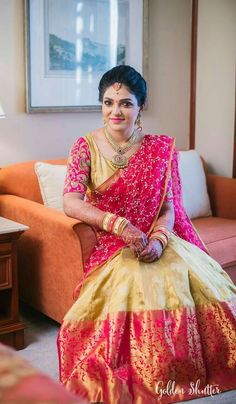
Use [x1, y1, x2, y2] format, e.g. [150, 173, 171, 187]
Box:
[69, 135, 91, 158]
[70, 130, 100, 149]
[69, 129, 104, 161]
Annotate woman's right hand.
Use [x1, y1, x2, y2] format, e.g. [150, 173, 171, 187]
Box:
[121, 223, 148, 254]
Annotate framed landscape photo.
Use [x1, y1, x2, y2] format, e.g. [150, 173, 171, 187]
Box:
[25, 0, 148, 112]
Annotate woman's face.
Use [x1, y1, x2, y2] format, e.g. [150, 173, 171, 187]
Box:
[102, 84, 140, 134]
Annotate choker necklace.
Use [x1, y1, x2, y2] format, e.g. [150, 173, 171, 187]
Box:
[104, 127, 138, 168]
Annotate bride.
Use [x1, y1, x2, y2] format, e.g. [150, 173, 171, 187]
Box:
[57, 65, 236, 404]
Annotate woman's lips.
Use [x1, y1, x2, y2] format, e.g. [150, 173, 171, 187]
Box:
[110, 118, 124, 122]
[110, 118, 125, 123]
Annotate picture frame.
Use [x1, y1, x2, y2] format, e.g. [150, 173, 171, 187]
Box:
[25, 0, 148, 113]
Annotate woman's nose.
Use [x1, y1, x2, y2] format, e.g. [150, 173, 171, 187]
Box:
[112, 103, 121, 115]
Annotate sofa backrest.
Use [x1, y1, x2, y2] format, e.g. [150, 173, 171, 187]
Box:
[0, 150, 212, 220]
[0, 159, 66, 203]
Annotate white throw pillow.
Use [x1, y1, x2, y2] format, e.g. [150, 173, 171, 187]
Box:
[178, 150, 212, 219]
[34, 162, 66, 210]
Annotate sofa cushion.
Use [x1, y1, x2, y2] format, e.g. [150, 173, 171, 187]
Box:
[193, 216, 236, 269]
[35, 162, 67, 210]
[178, 150, 212, 219]
[0, 159, 66, 203]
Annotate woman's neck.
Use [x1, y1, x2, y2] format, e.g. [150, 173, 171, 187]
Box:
[105, 127, 135, 144]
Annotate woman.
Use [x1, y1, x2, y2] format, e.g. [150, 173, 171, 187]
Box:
[58, 65, 236, 404]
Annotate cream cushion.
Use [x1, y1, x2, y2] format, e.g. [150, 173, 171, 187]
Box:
[34, 162, 67, 210]
[178, 150, 212, 219]
[35, 150, 212, 219]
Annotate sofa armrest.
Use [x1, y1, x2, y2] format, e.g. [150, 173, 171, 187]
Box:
[0, 194, 97, 263]
[0, 195, 97, 322]
[206, 174, 236, 219]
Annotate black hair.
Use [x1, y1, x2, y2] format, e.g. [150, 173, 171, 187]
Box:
[98, 65, 147, 107]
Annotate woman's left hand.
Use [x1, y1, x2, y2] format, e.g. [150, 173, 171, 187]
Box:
[137, 239, 163, 262]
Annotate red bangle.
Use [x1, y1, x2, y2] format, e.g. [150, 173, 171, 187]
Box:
[107, 215, 118, 233]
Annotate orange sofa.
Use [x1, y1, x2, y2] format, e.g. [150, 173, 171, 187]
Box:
[0, 159, 97, 323]
[0, 159, 236, 323]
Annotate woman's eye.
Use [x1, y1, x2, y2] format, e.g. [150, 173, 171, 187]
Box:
[104, 100, 112, 106]
[122, 102, 133, 107]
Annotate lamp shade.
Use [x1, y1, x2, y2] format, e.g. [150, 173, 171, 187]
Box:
[0, 104, 6, 118]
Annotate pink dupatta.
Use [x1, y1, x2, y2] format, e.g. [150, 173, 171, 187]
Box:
[82, 134, 206, 279]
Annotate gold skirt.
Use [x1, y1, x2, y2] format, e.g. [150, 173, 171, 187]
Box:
[58, 235, 236, 404]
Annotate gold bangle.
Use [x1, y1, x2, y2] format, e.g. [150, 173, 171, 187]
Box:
[113, 216, 130, 236]
[150, 232, 168, 249]
[152, 230, 170, 242]
[102, 213, 109, 231]
[151, 231, 169, 243]
[107, 215, 117, 232]
[117, 218, 129, 236]
[102, 212, 116, 232]
[102, 213, 130, 236]
[155, 236, 168, 249]
[113, 216, 124, 235]
[154, 225, 171, 237]
[158, 238, 167, 249]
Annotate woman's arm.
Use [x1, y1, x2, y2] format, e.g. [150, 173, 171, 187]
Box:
[64, 136, 148, 252]
[64, 192, 148, 251]
[64, 137, 108, 229]
[152, 200, 175, 234]
[64, 192, 105, 229]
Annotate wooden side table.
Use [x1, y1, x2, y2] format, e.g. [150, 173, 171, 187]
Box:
[0, 217, 29, 350]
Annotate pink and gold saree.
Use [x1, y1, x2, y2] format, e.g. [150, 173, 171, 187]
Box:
[58, 134, 236, 404]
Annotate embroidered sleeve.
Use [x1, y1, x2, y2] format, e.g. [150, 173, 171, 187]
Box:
[164, 173, 174, 202]
[63, 137, 91, 195]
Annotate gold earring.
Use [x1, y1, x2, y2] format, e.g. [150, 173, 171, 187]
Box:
[102, 117, 106, 125]
[136, 113, 142, 131]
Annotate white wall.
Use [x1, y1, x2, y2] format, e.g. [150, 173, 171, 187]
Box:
[195, 0, 236, 177]
[0, 0, 191, 166]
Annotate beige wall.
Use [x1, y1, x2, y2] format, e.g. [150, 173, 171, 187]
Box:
[147, 0, 191, 148]
[195, 0, 236, 177]
[0, 0, 191, 166]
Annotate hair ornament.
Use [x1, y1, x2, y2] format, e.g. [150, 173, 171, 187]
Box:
[113, 82, 122, 94]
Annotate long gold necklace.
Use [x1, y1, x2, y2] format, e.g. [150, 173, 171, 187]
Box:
[104, 127, 138, 168]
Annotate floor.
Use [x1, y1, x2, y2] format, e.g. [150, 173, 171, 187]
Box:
[18, 302, 60, 380]
[18, 303, 236, 404]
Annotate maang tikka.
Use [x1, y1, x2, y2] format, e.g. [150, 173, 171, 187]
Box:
[113, 82, 122, 94]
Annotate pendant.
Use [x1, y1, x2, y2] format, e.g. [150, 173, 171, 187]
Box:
[111, 154, 129, 168]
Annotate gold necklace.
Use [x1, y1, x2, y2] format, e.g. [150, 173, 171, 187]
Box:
[104, 127, 138, 168]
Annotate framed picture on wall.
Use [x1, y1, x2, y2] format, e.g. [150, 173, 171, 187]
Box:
[25, 0, 148, 113]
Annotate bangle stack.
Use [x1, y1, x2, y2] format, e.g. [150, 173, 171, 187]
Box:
[102, 212, 129, 236]
[150, 225, 171, 250]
